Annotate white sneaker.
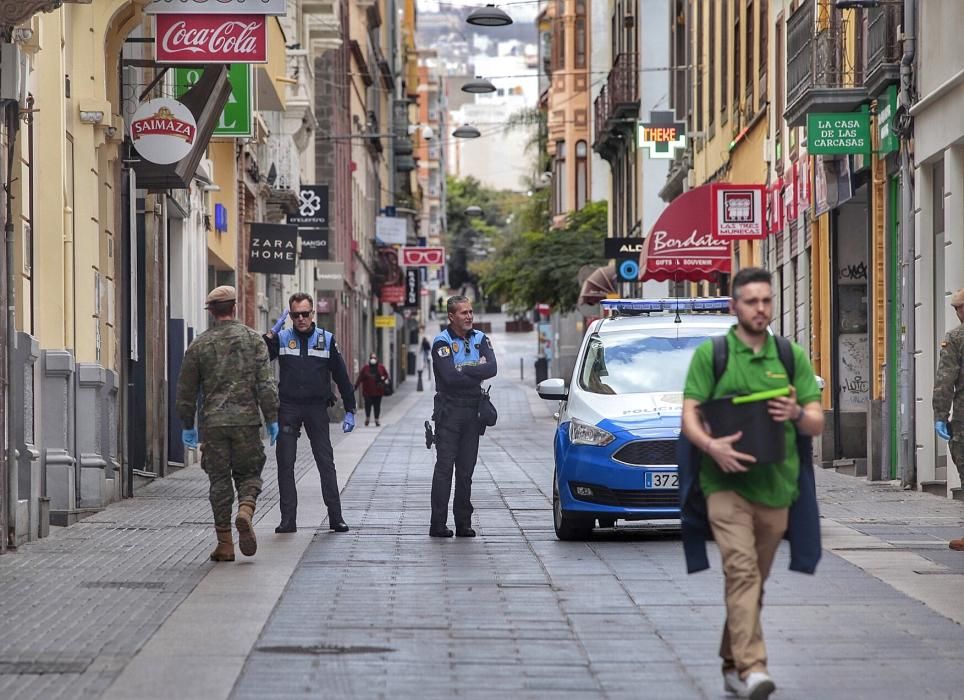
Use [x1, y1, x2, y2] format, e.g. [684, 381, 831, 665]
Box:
[743, 671, 776, 700]
[723, 670, 745, 695]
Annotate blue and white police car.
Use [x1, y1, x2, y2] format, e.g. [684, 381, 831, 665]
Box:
[537, 298, 734, 540]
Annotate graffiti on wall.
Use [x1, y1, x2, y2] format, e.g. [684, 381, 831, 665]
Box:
[838, 333, 870, 411]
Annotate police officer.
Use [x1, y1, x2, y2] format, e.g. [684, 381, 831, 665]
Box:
[264, 292, 356, 534]
[176, 286, 279, 562]
[429, 295, 497, 537]
[933, 287, 964, 551]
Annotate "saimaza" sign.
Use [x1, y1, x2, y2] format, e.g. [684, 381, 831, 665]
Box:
[130, 98, 197, 165]
[156, 14, 267, 64]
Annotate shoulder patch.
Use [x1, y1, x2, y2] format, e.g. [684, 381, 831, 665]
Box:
[437, 346, 451, 358]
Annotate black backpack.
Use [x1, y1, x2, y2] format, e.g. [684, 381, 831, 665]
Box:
[711, 334, 795, 384]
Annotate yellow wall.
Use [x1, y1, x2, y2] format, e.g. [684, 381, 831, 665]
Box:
[208, 140, 239, 271]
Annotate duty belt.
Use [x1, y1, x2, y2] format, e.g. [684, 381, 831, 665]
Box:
[437, 393, 481, 407]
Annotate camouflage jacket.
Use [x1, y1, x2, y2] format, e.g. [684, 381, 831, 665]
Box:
[176, 319, 279, 429]
[933, 324, 964, 423]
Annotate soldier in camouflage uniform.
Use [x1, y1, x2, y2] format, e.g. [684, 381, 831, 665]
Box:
[933, 288, 964, 551]
[175, 286, 280, 562]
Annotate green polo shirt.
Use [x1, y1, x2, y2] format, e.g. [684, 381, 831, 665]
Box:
[683, 326, 822, 508]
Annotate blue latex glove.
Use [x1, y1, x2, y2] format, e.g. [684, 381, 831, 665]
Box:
[267, 421, 279, 446]
[270, 310, 288, 335]
[936, 420, 951, 441]
[342, 412, 355, 433]
[182, 428, 198, 449]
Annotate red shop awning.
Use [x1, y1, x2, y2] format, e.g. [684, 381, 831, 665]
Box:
[638, 184, 732, 282]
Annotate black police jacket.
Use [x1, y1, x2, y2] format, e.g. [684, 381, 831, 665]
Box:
[264, 324, 356, 411]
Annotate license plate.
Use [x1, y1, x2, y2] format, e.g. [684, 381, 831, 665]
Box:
[645, 471, 678, 489]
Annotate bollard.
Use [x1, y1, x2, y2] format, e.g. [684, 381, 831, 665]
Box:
[417, 370, 424, 392]
[520, 357, 524, 381]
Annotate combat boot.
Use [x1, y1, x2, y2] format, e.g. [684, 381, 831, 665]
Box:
[210, 527, 235, 562]
[950, 536, 964, 551]
[235, 500, 258, 556]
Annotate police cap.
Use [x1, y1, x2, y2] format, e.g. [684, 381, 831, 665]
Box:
[952, 289, 964, 308]
[205, 285, 236, 307]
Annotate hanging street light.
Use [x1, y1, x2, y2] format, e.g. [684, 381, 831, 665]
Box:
[452, 124, 482, 139]
[464, 205, 484, 217]
[462, 76, 497, 94]
[466, 4, 513, 27]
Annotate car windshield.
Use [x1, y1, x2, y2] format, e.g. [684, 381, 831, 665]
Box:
[578, 326, 728, 395]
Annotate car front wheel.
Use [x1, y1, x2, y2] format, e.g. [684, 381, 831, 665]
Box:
[553, 476, 593, 541]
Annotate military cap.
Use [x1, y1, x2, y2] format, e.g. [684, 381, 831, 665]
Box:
[205, 285, 237, 307]
[952, 289, 964, 308]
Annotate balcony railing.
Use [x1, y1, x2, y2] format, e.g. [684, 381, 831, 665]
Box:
[784, 0, 868, 127]
[865, 4, 902, 94]
[592, 52, 639, 157]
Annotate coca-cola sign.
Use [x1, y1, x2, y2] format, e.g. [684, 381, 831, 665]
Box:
[130, 98, 198, 165]
[155, 14, 267, 64]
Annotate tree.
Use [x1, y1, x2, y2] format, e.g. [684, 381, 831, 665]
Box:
[444, 176, 525, 293]
[475, 200, 608, 313]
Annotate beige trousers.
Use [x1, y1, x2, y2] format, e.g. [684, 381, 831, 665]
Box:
[707, 490, 789, 677]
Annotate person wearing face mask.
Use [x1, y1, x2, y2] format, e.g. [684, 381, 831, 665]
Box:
[263, 292, 356, 534]
[355, 354, 391, 426]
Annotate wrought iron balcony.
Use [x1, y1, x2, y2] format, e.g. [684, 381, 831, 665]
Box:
[864, 4, 902, 97]
[592, 52, 639, 160]
[784, 0, 868, 127]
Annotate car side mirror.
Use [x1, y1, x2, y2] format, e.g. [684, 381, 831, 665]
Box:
[537, 377, 568, 400]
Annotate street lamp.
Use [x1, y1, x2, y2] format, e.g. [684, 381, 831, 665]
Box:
[466, 4, 513, 27]
[452, 124, 482, 139]
[465, 205, 484, 217]
[462, 77, 497, 94]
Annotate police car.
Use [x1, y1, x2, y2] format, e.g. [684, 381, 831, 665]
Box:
[537, 298, 734, 540]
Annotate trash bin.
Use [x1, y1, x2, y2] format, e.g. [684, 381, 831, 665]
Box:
[534, 357, 549, 384]
[699, 387, 790, 464]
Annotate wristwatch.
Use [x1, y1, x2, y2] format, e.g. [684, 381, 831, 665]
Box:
[792, 404, 805, 423]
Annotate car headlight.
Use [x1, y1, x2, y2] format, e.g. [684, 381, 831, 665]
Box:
[569, 418, 615, 446]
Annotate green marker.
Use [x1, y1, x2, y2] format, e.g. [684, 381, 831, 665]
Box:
[731, 386, 792, 405]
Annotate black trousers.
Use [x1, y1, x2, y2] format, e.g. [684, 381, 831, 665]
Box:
[431, 397, 481, 528]
[363, 395, 383, 419]
[276, 401, 342, 524]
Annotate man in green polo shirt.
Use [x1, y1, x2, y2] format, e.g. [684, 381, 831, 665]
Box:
[682, 267, 823, 700]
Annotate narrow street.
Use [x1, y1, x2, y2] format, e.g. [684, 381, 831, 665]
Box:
[2, 325, 964, 699]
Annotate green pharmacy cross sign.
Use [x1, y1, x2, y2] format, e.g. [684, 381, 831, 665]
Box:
[807, 112, 870, 155]
[637, 110, 687, 160]
[174, 64, 252, 138]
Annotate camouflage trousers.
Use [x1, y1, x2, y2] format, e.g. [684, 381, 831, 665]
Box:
[949, 420, 964, 482]
[201, 426, 266, 529]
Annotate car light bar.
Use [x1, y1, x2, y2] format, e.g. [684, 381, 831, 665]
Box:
[600, 298, 731, 316]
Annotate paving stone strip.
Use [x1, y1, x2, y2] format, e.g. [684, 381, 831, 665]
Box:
[233, 367, 964, 700]
[0, 430, 347, 700]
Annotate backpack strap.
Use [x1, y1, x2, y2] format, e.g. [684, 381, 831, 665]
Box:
[774, 335, 796, 380]
[712, 335, 728, 383]
[712, 333, 796, 383]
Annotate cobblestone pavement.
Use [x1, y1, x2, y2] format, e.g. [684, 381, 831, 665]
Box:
[232, 330, 964, 700]
[4, 327, 964, 699]
[0, 425, 350, 700]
